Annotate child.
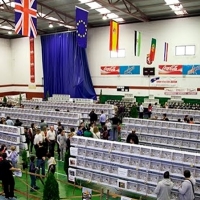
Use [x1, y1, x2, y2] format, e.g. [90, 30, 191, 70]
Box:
[29, 155, 40, 192]
[47, 153, 56, 174]
[7, 146, 18, 167]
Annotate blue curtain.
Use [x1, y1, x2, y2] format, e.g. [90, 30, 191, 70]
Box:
[41, 32, 96, 99]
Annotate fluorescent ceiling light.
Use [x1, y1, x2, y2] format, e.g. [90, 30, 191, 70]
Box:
[107, 13, 119, 19]
[169, 4, 183, 11]
[8, 31, 12, 35]
[79, 0, 92, 3]
[164, 0, 179, 5]
[102, 15, 107, 20]
[86, 2, 102, 9]
[1, 25, 12, 30]
[49, 23, 53, 28]
[96, 7, 110, 14]
[174, 10, 188, 15]
[114, 18, 124, 22]
[46, 17, 59, 21]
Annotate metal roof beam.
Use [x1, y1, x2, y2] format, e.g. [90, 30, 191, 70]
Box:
[96, 0, 149, 22]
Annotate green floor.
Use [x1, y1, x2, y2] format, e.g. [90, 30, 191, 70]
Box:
[0, 156, 156, 200]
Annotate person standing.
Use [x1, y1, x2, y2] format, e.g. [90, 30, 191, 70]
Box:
[148, 103, 152, 119]
[110, 115, 121, 141]
[0, 153, 20, 199]
[36, 142, 46, 176]
[57, 130, 67, 161]
[47, 126, 56, 157]
[5, 116, 14, 126]
[89, 109, 98, 123]
[99, 110, 106, 127]
[139, 103, 144, 119]
[33, 129, 43, 152]
[29, 155, 40, 192]
[83, 126, 93, 138]
[39, 119, 48, 131]
[126, 130, 139, 144]
[178, 170, 196, 200]
[154, 171, 173, 200]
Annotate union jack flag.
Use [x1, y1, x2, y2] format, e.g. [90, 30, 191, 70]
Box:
[15, 0, 37, 38]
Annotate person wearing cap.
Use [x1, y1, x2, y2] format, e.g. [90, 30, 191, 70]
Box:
[154, 171, 174, 200]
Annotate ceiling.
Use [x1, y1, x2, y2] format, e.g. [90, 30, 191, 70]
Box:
[0, 0, 200, 39]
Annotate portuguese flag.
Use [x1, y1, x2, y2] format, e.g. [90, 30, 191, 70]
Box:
[149, 38, 156, 62]
[109, 20, 119, 51]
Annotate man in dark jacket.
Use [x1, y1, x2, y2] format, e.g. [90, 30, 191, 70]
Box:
[89, 110, 98, 123]
[110, 115, 121, 141]
[126, 130, 139, 144]
[0, 153, 20, 199]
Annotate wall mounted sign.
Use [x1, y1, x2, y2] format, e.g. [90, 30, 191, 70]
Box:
[30, 38, 35, 83]
[158, 65, 182, 75]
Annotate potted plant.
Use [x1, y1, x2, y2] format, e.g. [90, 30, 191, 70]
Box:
[3, 96, 7, 105]
[21, 149, 28, 170]
[43, 173, 60, 200]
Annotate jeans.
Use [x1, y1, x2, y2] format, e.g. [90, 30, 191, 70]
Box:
[112, 125, 118, 141]
[37, 159, 45, 176]
[30, 175, 36, 189]
[60, 146, 66, 161]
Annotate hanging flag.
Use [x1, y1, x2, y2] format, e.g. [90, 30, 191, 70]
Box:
[164, 42, 168, 62]
[30, 38, 35, 83]
[109, 20, 119, 51]
[134, 31, 141, 56]
[149, 38, 156, 62]
[15, 0, 37, 38]
[76, 7, 89, 48]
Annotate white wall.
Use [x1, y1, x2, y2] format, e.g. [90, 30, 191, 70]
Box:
[87, 16, 200, 98]
[1, 16, 200, 99]
[11, 37, 44, 93]
[0, 39, 12, 93]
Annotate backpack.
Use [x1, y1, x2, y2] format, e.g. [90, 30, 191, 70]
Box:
[77, 130, 83, 136]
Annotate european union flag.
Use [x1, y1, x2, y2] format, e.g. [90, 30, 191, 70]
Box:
[76, 7, 88, 48]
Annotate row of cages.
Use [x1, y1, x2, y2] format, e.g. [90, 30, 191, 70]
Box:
[122, 118, 200, 131]
[69, 168, 187, 199]
[22, 101, 114, 110]
[0, 107, 80, 119]
[70, 137, 200, 167]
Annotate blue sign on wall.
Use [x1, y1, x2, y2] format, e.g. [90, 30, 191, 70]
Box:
[119, 65, 140, 75]
[182, 65, 200, 75]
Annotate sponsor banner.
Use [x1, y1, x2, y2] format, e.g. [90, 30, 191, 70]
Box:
[164, 88, 197, 95]
[119, 65, 140, 75]
[151, 78, 178, 87]
[101, 66, 119, 75]
[182, 65, 200, 75]
[158, 65, 182, 75]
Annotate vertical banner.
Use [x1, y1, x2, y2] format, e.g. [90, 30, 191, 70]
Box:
[134, 31, 141, 56]
[109, 20, 119, 51]
[76, 7, 89, 48]
[30, 38, 35, 83]
[149, 38, 156, 62]
[164, 42, 168, 62]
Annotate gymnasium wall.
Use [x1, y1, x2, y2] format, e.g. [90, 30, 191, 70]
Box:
[87, 16, 200, 99]
[0, 16, 200, 100]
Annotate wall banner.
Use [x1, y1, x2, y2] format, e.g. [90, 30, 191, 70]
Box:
[30, 38, 35, 83]
[101, 66, 119, 75]
[101, 66, 140, 75]
[151, 77, 178, 87]
[158, 65, 182, 75]
[182, 65, 200, 75]
[164, 88, 197, 95]
[119, 65, 140, 75]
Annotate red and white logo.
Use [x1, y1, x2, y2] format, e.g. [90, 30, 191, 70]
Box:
[101, 66, 120, 75]
[158, 65, 182, 75]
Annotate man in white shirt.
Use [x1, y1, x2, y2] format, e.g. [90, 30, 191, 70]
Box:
[33, 129, 43, 151]
[139, 103, 144, 119]
[47, 126, 56, 157]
